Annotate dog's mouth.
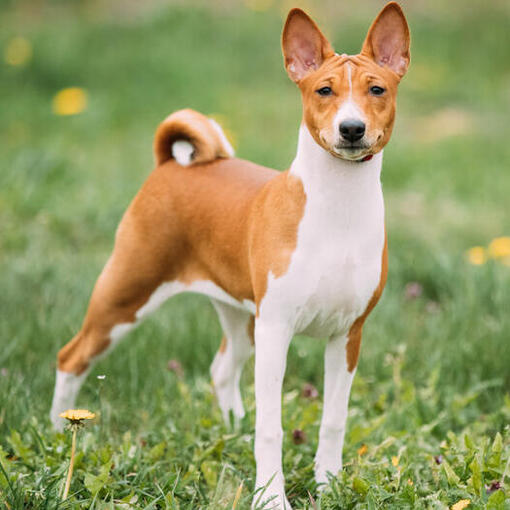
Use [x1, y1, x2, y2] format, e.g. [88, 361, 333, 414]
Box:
[332, 143, 372, 162]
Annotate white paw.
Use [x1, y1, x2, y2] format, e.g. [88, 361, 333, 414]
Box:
[214, 387, 245, 425]
[314, 458, 342, 487]
[49, 405, 66, 432]
[50, 370, 87, 431]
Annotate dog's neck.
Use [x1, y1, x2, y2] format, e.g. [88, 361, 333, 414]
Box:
[290, 124, 384, 214]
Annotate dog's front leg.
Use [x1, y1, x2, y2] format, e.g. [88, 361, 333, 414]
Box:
[253, 320, 292, 510]
[314, 334, 356, 486]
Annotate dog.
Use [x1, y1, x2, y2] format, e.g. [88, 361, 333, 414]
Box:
[51, 3, 410, 508]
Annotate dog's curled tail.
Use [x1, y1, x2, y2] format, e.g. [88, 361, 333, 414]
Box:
[154, 109, 235, 167]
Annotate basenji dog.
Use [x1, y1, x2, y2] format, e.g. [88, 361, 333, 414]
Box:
[51, 3, 410, 508]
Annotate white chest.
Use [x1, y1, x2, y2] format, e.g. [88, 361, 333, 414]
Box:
[259, 126, 385, 339]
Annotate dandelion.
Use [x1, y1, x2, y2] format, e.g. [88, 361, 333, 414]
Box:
[451, 499, 470, 510]
[357, 444, 368, 456]
[52, 87, 87, 116]
[4, 37, 32, 67]
[391, 456, 399, 467]
[488, 237, 510, 259]
[466, 246, 486, 265]
[59, 409, 95, 500]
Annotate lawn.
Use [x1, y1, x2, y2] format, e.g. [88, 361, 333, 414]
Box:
[1, 0, 510, 508]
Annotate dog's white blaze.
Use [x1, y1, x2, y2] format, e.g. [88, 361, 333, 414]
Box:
[333, 63, 365, 128]
[208, 118, 235, 157]
[253, 124, 385, 504]
[172, 140, 194, 166]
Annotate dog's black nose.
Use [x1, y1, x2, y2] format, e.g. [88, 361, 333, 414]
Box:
[339, 119, 366, 143]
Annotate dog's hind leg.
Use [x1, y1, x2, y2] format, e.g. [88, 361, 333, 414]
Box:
[50, 250, 182, 430]
[210, 300, 254, 424]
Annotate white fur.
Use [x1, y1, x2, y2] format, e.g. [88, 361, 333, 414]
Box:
[210, 300, 253, 422]
[258, 125, 384, 336]
[50, 370, 90, 431]
[333, 62, 366, 132]
[253, 321, 293, 510]
[253, 124, 385, 508]
[314, 334, 355, 484]
[208, 118, 235, 157]
[172, 140, 194, 166]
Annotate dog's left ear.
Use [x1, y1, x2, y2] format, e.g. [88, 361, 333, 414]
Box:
[282, 8, 334, 83]
[361, 2, 410, 78]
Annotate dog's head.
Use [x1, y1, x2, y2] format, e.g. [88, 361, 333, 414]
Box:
[282, 2, 410, 162]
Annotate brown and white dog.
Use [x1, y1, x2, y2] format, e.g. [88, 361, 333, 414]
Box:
[51, 4, 410, 508]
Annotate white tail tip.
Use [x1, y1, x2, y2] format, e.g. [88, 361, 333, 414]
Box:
[172, 140, 195, 166]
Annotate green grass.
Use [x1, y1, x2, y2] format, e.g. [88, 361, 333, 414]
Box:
[1, 0, 510, 508]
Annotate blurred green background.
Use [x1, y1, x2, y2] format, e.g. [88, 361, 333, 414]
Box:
[1, 0, 510, 507]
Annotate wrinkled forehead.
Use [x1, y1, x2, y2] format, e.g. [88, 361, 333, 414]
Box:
[301, 53, 398, 91]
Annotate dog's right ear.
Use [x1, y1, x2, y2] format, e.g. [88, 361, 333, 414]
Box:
[282, 9, 334, 83]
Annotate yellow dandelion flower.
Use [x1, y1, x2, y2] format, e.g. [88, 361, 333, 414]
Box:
[357, 444, 368, 456]
[466, 246, 486, 266]
[488, 236, 510, 259]
[407, 478, 413, 486]
[391, 456, 399, 467]
[52, 87, 88, 116]
[451, 499, 470, 510]
[4, 37, 32, 67]
[59, 409, 95, 422]
[59, 408, 95, 500]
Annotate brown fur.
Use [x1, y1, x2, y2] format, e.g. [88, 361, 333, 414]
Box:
[59, 154, 281, 374]
[247, 315, 255, 345]
[57, 3, 408, 377]
[154, 109, 232, 165]
[249, 172, 307, 314]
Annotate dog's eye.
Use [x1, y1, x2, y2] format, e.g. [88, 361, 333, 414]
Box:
[316, 86, 333, 96]
[370, 86, 385, 96]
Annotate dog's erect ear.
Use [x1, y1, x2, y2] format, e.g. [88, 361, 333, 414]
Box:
[361, 2, 410, 78]
[282, 8, 334, 83]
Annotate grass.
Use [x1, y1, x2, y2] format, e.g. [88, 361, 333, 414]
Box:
[1, 0, 510, 508]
